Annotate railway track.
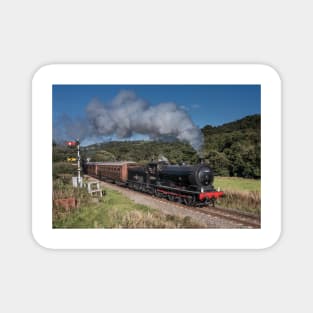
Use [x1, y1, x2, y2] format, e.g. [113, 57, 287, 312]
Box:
[89, 177, 261, 228]
[145, 194, 260, 228]
[187, 205, 260, 228]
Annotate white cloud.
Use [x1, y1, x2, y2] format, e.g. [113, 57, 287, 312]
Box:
[191, 104, 200, 109]
[179, 105, 189, 111]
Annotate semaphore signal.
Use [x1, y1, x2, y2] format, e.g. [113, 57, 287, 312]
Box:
[66, 139, 82, 187]
[66, 140, 77, 147]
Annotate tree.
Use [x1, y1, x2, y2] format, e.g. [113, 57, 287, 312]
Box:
[206, 151, 230, 176]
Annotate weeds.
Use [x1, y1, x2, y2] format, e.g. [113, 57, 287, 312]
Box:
[218, 190, 261, 215]
[213, 176, 260, 214]
[53, 178, 93, 221]
[53, 176, 261, 227]
[53, 181, 206, 228]
[108, 208, 206, 228]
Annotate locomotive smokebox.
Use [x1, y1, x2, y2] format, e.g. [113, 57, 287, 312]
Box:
[158, 163, 214, 191]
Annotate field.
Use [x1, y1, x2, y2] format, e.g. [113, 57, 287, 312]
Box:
[53, 180, 206, 228]
[214, 177, 261, 214]
[214, 176, 260, 192]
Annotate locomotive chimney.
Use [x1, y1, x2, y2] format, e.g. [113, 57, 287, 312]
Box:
[198, 151, 205, 164]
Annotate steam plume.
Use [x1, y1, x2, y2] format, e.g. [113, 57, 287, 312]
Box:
[54, 90, 204, 151]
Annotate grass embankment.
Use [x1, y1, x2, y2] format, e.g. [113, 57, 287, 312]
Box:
[214, 177, 260, 192]
[53, 179, 205, 228]
[214, 177, 261, 215]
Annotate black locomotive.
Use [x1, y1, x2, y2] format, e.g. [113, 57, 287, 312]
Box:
[85, 160, 224, 206]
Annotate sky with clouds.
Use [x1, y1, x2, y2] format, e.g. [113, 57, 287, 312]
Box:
[53, 84, 260, 131]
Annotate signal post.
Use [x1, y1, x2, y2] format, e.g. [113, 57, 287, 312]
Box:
[67, 139, 82, 188]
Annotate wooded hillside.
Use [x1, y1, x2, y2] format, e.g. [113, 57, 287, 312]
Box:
[53, 114, 260, 178]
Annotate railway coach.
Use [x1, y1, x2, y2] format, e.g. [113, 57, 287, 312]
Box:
[85, 161, 137, 183]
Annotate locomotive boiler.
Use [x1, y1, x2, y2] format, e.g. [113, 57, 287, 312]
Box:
[158, 163, 214, 191]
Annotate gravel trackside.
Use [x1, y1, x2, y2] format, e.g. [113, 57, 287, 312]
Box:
[92, 178, 248, 228]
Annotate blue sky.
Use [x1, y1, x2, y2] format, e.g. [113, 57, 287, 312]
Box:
[53, 85, 260, 145]
[53, 84, 260, 128]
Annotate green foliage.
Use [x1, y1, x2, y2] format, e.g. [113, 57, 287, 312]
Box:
[202, 115, 260, 178]
[53, 162, 76, 179]
[206, 151, 230, 176]
[81, 141, 199, 165]
[91, 150, 117, 162]
[53, 178, 93, 203]
[53, 114, 261, 178]
[53, 145, 76, 162]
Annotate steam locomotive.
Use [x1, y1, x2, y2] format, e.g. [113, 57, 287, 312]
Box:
[84, 160, 224, 206]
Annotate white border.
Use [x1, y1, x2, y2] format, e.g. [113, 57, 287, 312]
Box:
[32, 64, 281, 249]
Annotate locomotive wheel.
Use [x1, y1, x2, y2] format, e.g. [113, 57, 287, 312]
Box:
[155, 190, 162, 198]
[183, 196, 193, 206]
[168, 195, 174, 201]
[135, 183, 141, 191]
[176, 197, 183, 204]
[209, 198, 216, 207]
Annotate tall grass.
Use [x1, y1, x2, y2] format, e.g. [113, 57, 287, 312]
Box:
[53, 182, 206, 228]
[53, 180, 93, 203]
[218, 190, 260, 215]
[107, 208, 206, 228]
[53, 179, 94, 221]
[213, 176, 261, 214]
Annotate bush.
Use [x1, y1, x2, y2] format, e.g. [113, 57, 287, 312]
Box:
[53, 162, 76, 179]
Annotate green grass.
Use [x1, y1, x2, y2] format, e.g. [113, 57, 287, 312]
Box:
[213, 177, 261, 214]
[53, 186, 206, 228]
[214, 176, 260, 192]
[53, 176, 262, 226]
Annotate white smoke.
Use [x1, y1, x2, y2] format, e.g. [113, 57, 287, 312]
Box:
[55, 90, 204, 151]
